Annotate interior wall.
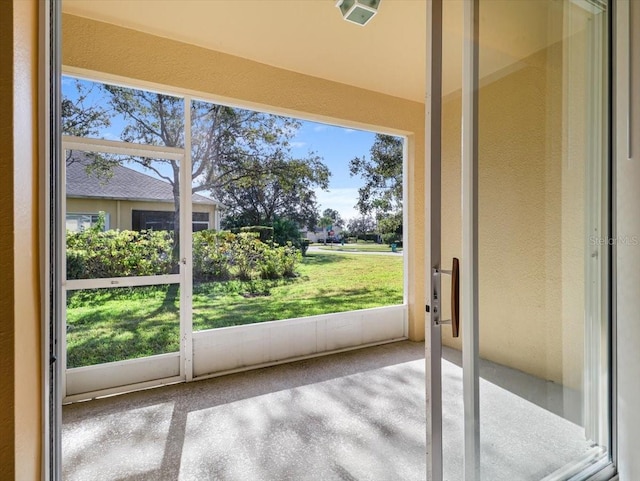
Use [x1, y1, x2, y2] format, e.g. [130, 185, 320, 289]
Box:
[0, 0, 42, 478]
[61, 13, 428, 341]
[440, 39, 587, 388]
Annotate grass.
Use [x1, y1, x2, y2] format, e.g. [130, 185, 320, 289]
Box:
[66, 252, 403, 368]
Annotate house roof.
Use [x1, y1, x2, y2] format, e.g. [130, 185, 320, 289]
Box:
[66, 153, 220, 206]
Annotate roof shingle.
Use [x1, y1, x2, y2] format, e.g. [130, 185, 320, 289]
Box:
[65, 153, 218, 205]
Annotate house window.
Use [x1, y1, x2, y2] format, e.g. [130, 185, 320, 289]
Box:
[66, 213, 109, 232]
[132, 210, 210, 232]
[192, 212, 210, 232]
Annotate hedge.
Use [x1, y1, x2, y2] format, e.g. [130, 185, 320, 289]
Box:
[67, 228, 301, 282]
[193, 230, 300, 282]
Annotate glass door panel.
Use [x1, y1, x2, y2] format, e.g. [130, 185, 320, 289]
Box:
[473, 1, 610, 479]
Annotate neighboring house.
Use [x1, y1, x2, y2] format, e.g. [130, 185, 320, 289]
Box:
[65, 154, 223, 233]
[302, 225, 344, 243]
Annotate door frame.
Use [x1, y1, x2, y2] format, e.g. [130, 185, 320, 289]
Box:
[425, 2, 479, 480]
[424, 2, 444, 480]
[425, 1, 617, 480]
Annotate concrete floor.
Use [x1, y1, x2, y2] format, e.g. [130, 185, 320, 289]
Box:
[62, 342, 593, 481]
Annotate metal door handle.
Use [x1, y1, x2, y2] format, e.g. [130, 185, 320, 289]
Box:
[451, 257, 460, 338]
[433, 257, 460, 337]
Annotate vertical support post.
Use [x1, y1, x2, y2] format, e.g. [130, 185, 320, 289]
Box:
[181, 97, 194, 382]
[425, 1, 443, 480]
[462, 0, 480, 479]
[44, 1, 63, 478]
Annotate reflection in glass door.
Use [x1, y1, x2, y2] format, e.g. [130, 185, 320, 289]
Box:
[430, 0, 613, 479]
[447, 0, 612, 479]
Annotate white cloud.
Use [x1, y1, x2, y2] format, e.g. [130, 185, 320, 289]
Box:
[315, 187, 361, 222]
[343, 128, 356, 134]
[290, 141, 307, 148]
[313, 125, 328, 132]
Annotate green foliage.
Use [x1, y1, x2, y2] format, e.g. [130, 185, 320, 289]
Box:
[66, 227, 174, 279]
[321, 208, 344, 228]
[272, 217, 303, 247]
[378, 211, 403, 244]
[347, 216, 376, 236]
[236, 225, 274, 242]
[349, 134, 404, 239]
[300, 239, 310, 256]
[192, 230, 233, 282]
[192, 230, 301, 282]
[349, 134, 404, 215]
[67, 224, 301, 283]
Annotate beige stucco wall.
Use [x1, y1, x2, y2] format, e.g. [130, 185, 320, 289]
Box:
[0, 0, 42, 478]
[440, 37, 586, 389]
[66, 198, 218, 231]
[62, 13, 428, 341]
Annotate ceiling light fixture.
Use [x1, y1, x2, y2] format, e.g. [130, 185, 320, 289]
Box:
[336, 0, 380, 26]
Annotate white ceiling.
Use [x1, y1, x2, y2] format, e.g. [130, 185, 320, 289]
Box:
[62, 0, 560, 102]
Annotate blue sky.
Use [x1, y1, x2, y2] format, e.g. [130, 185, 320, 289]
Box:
[287, 121, 377, 222]
[62, 76, 384, 222]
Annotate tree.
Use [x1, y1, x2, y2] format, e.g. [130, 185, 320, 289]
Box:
[347, 216, 376, 237]
[321, 208, 344, 228]
[271, 217, 302, 247]
[377, 211, 403, 244]
[62, 79, 330, 242]
[62, 81, 116, 179]
[318, 214, 333, 244]
[62, 81, 111, 139]
[214, 142, 329, 228]
[349, 134, 403, 239]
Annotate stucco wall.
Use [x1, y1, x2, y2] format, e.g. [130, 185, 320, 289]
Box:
[66, 198, 218, 231]
[62, 13, 427, 341]
[439, 41, 585, 388]
[0, 0, 41, 478]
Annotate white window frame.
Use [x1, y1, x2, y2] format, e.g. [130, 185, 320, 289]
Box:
[65, 212, 110, 232]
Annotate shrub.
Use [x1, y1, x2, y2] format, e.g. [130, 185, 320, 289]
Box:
[382, 232, 402, 245]
[300, 239, 310, 256]
[234, 226, 274, 242]
[192, 230, 233, 281]
[67, 226, 302, 283]
[192, 230, 301, 282]
[272, 218, 302, 246]
[66, 228, 174, 279]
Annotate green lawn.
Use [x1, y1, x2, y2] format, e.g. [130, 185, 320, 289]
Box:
[66, 252, 403, 368]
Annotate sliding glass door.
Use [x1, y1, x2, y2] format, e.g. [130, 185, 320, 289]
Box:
[428, 1, 613, 479]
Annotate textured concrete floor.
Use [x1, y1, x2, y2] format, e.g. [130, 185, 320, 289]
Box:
[62, 342, 592, 481]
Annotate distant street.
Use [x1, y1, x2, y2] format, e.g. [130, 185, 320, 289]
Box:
[307, 245, 403, 256]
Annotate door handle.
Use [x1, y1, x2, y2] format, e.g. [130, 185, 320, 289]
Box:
[451, 257, 460, 338]
[432, 257, 460, 338]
